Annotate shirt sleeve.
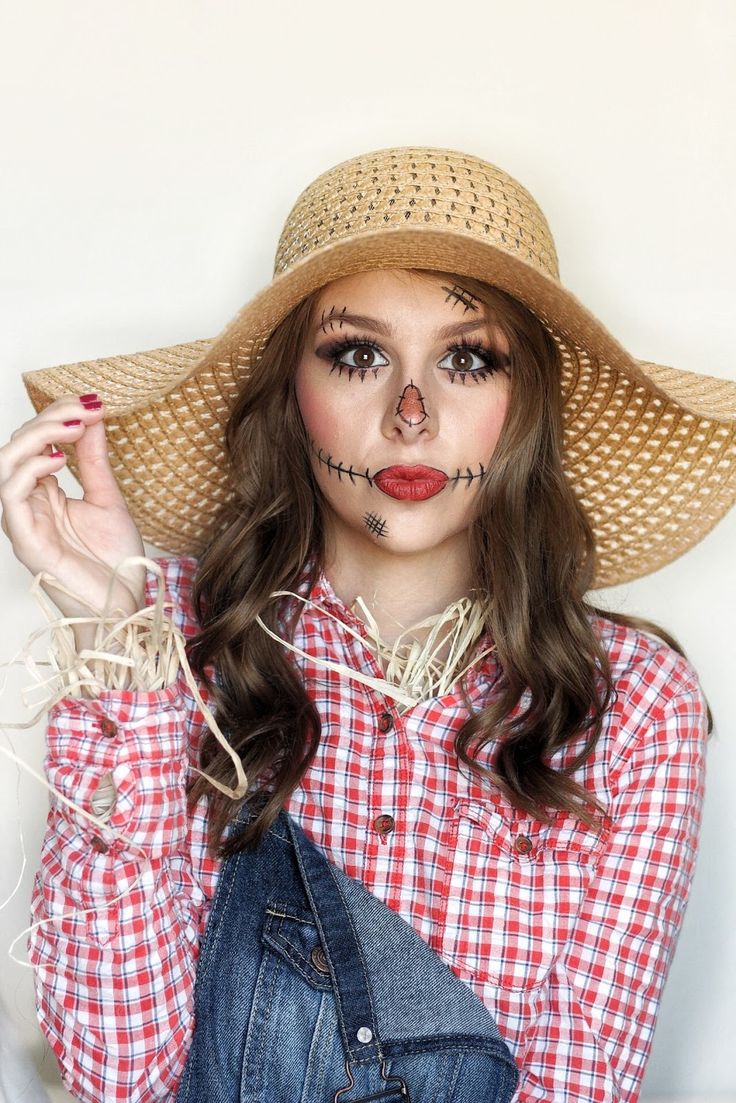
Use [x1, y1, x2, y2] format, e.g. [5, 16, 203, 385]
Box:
[27, 556, 220, 1103]
[514, 673, 708, 1103]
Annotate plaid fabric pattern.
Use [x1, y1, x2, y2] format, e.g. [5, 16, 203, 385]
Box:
[29, 556, 708, 1102]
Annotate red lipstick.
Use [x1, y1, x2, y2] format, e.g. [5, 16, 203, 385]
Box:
[374, 465, 449, 501]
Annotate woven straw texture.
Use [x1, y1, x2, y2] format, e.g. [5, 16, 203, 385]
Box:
[23, 147, 736, 588]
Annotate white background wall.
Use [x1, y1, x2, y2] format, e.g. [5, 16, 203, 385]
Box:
[0, 2, 734, 1100]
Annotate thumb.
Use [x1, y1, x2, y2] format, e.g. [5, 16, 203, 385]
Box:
[72, 417, 127, 508]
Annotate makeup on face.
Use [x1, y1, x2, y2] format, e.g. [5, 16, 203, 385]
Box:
[295, 269, 511, 561]
[373, 465, 448, 501]
[395, 382, 428, 426]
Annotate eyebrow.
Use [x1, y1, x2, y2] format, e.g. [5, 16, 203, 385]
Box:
[315, 311, 497, 343]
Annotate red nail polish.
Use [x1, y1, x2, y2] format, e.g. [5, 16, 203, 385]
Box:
[80, 401, 103, 410]
[79, 393, 98, 402]
[48, 450, 65, 458]
[63, 419, 82, 427]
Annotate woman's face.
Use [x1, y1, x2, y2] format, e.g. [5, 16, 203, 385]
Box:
[294, 269, 511, 562]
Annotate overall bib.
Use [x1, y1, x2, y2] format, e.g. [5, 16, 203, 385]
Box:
[176, 810, 519, 1102]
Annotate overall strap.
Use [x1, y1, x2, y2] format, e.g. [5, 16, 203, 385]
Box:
[283, 813, 384, 1066]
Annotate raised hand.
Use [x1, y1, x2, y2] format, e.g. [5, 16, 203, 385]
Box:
[0, 393, 146, 634]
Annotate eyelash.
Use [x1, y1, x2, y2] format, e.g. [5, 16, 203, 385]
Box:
[324, 336, 385, 382]
[321, 335, 506, 384]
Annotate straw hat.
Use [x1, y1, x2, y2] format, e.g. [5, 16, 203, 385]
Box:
[23, 146, 736, 588]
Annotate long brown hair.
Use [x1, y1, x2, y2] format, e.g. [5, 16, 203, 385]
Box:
[187, 270, 690, 855]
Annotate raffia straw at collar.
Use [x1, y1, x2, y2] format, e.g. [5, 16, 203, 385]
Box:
[257, 590, 494, 712]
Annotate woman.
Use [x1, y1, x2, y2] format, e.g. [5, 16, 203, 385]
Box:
[4, 147, 735, 1102]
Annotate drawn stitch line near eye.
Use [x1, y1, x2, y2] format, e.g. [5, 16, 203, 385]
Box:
[320, 305, 346, 334]
[329, 362, 381, 382]
[363, 512, 389, 538]
[442, 283, 480, 313]
[310, 440, 374, 486]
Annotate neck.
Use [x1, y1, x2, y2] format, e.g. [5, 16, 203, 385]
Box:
[323, 526, 473, 646]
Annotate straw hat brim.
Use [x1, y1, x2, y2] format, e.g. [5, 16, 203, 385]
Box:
[23, 226, 736, 588]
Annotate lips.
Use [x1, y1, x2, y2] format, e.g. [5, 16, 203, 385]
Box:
[374, 465, 449, 501]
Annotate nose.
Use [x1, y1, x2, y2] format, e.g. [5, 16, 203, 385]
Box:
[382, 377, 436, 441]
[396, 381, 428, 427]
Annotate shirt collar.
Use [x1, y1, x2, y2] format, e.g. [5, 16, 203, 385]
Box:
[295, 568, 501, 707]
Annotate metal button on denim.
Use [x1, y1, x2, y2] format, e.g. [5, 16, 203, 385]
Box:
[310, 945, 330, 974]
[357, 1027, 373, 1043]
[377, 712, 393, 733]
[374, 814, 395, 837]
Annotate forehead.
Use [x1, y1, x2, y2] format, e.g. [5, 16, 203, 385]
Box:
[312, 269, 477, 313]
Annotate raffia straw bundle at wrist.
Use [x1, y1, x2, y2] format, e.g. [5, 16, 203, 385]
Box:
[28, 562, 183, 700]
[5, 557, 247, 802]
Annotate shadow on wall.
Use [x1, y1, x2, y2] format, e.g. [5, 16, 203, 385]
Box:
[0, 993, 51, 1103]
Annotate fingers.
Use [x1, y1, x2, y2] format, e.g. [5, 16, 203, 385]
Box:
[0, 452, 67, 557]
[1, 395, 103, 476]
[1, 394, 111, 559]
[1, 394, 125, 508]
[72, 415, 127, 509]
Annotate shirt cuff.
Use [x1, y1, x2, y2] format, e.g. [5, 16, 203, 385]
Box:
[45, 685, 193, 857]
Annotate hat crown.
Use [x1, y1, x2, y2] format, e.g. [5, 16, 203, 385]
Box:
[274, 147, 560, 282]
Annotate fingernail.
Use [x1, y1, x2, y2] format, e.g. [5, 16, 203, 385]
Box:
[63, 419, 82, 427]
[48, 450, 65, 458]
[80, 401, 103, 410]
[79, 393, 98, 402]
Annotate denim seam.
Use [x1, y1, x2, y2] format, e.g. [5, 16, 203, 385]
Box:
[444, 1051, 463, 1102]
[304, 993, 333, 1098]
[262, 911, 332, 988]
[262, 935, 332, 991]
[243, 950, 283, 1096]
[380, 1038, 518, 1061]
[196, 849, 243, 985]
[265, 903, 318, 925]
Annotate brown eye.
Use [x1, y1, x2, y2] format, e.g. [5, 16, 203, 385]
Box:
[450, 350, 474, 371]
[354, 345, 376, 367]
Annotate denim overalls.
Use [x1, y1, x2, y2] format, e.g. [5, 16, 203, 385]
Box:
[175, 810, 518, 1102]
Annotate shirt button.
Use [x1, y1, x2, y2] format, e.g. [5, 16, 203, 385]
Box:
[90, 835, 109, 854]
[100, 718, 117, 739]
[513, 834, 533, 856]
[310, 946, 330, 974]
[373, 814, 395, 837]
[377, 712, 394, 733]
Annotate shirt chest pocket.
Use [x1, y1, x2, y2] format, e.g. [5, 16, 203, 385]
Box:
[440, 800, 606, 991]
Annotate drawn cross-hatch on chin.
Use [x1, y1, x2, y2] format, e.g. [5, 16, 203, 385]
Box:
[363, 512, 389, 538]
[309, 440, 486, 501]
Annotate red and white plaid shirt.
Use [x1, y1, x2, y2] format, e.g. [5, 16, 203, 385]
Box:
[29, 556, 708, 1103]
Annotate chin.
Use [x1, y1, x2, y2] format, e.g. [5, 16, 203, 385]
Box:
[361, 521, 468, 558]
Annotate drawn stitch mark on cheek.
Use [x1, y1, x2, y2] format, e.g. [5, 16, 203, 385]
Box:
[449, 462, 486, 489]
[396, 381, 428, 426]
[363, 512, 389, 538]
[441, 283, 480, 313]
[310, 439, 374, 486]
